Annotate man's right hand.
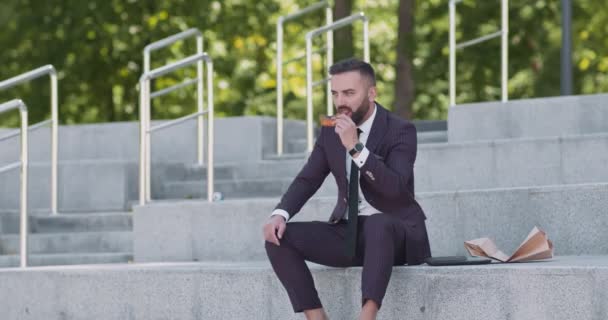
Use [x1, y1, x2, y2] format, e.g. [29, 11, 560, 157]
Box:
[263, 215, 287, 246]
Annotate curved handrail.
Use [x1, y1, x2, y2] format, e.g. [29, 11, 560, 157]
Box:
[143, 28, 206, 166]
[304, 12, 370, 152]
[449, 0, 508, 106]
[276, 1, 333, 155]
[143, 28, 202, 56]
[0, 99, 29, 268]
[139, 52, 214, 205]
[0, 65, 59, 214]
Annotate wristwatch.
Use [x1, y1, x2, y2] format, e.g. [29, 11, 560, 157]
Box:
[349, 142, 364, 156]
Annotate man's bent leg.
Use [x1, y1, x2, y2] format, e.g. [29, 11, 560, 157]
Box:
[265, 221, 354, 313]
[358, 214, 407, 310]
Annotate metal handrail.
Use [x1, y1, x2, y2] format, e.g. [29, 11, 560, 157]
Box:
[276, 0, 333, 155]
[143, 28, 205, 166]
[139, 52, 214, 205]
[305, 12, 370, 152]
[0, 65, 59, 214]
[0, 99, 29, 268]
[449, 0, 508, 106]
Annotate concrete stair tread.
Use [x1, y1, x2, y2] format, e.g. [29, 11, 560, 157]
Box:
[134, 182, 608, 262]
[150, 180, 608, 204]
[264, 152, 308, 160]
[30, 212, 133, 233]
[0, 252, 133, 268]
[1, 211, 133, 234]
[0, 231, 132, 254]
[164, 176, 294, 185]
[3, 255, 606, 272]
[0, 256, 605, 319]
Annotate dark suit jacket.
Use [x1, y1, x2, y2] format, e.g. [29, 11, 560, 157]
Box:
[275, 103, 431, 265]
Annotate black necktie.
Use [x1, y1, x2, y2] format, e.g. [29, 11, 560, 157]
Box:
[345, 128, 362, 258]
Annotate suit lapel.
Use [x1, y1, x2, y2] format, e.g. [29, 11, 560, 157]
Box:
[365, 103, 389, 154]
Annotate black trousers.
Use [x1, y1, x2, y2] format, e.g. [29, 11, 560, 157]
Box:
[265, 213, 408, 313]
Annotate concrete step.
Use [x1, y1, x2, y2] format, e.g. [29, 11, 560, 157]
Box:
[417, 130, 447, 143]
[4, 121, 608, 213]
[0, 160, 135, 212]
[0, 212, 133, 234]
[0, 231, 132, 255]
[160, 132, 608, 200]
[412, 119, 447, 132]
[0, 116, 310, 163]
[416, 132, 608, 191]
[0, 252, 132, 268]
[154, 162, 236, 181]
[158, 177, 337, 200]
[448, 93, 608, 142]
[284, 130, 448, 153]
[134, 183, 608, 262]
[286, 138, 307, 154]
[0, 256, 605, 319]
[263, 152, 309, 161]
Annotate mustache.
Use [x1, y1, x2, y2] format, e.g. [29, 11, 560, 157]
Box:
[337, 106, 352, 113]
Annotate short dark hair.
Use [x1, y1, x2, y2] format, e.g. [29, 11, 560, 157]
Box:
[329, 58, 376, 86]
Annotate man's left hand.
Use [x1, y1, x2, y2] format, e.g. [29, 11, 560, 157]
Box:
[334, 114, 358, 151]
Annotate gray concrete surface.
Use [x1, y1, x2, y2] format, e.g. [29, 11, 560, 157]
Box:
[3, 130, 608, 212]
[133, 182, 608, 262]
[159, 131, 608, 200]
[448, 93, 608, 142]
[0, 160, 134, 212]
[0, 117, 308, 164]
[0, 256, 605, 320]
[0, 252, 132, 268]
[0, 231, 132, 255]
[0, 211, 132, 234]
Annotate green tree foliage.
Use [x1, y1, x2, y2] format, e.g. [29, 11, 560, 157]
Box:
[0, 0, 607, 128]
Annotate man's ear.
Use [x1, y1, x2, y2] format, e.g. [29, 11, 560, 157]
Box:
[368, 86, 377, 102]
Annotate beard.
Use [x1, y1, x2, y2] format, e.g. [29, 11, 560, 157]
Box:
[337, 96, 371, 126]
[351, 98, 371, 125]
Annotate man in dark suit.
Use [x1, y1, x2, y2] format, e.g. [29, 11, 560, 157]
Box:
[263, 58, 431, 320]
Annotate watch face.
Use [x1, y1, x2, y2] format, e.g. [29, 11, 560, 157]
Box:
[355, 142, 364, 151]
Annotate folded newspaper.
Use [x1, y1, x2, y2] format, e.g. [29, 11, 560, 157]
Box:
[464, 226, 553, 262]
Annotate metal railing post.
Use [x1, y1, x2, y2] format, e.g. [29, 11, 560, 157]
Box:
[325, 7, 334, 116]
[0, 99, 29, 268]
[139, 79, 147, 206]
[306, 37, 314, 152]
[0, 65, 59, 215]
[196, 36, 205, 166]
[305, 12, 370, 153]
[449, 0, 456, 107]
[501, 0, 509, 102]
[50, 72, 58, 215]
[206, 60, 214, 201]
[145, 77, 152, 203]
[276, 17, 284, 156]
[276, 0, 333, 155]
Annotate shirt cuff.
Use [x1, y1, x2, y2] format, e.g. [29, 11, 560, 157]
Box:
[351, 147, 370, 168]
[271, 209, 290, 221]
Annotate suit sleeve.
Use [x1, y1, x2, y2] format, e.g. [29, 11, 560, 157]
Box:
[274, 128, 331, 219]
[360, 122, 417, 202]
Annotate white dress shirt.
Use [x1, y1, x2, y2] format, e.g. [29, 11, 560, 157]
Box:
[272, 104, 381, 221]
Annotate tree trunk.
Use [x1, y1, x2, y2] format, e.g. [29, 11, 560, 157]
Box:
[393, 0, 415, 120]
[333, 0, 354, 62]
